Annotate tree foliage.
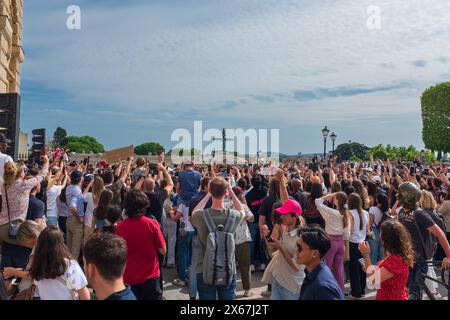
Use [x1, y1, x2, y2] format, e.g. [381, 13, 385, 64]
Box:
[53, 127, 68, 148]
[421, 82, 450, 156]
[166, 148, 201, 156]
[65, 136, 105, 154]
[367, 144, 436, 162]
[334, 142, 369, 161]
[135, 142, 165, 155]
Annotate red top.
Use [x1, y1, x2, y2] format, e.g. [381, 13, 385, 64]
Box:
[376, 255, 409, 300]
[116, 216, 166, 285]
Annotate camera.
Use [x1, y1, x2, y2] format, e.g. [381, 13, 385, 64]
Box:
[9, 222, 18, 240]
[149, 163, 157, 175]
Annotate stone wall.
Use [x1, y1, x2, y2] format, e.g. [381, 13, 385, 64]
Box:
[0, 0, 24, 93]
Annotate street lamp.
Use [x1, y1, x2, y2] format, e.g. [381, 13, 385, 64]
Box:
[330, 132, 337, 153]
[321, 126, 330, 157]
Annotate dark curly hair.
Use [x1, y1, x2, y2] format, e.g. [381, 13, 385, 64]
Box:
[380, 220, 414, 267]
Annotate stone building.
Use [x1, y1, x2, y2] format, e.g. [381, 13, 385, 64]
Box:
[0, 0, 24, 93]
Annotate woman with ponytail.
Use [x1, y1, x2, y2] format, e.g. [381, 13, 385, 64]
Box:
[0, 156, 49, 248]
[347, 192, 370, 298]
[315, 191, 350, 291]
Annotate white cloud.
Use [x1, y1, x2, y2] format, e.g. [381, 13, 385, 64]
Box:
[21, 0, 450, 153]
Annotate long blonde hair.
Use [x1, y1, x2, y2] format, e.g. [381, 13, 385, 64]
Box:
[419, 190, 437, 210]
[3, 162, 19, 188]
[92, 176, 105, 205]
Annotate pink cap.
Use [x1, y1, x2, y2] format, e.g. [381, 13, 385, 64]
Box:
[275, 199, 302, 216]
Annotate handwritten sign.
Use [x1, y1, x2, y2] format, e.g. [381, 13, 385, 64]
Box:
[104, 145, 134, 163]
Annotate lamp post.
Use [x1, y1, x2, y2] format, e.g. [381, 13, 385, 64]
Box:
[330, 132, 337, 154]
[321, 126, 330, 158]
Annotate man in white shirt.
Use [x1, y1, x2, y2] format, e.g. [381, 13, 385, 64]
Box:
[0, 133, 14, 195]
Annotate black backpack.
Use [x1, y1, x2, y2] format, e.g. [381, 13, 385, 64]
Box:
[413, 208, 445, 260]
[425, 208, 447, 239]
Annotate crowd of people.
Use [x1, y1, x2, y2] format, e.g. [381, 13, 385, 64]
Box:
[0, 133, 449, 300]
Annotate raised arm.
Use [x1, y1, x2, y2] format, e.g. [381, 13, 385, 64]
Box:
[157, 164, 174, 195]
[120, 156, 134, 181]
[227, 182, 244, 212]
[192, 192, 212, 215]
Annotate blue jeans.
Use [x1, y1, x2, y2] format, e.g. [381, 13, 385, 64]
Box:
[369, 227, 384, 264]
[408, 262, 428, 300]
[177, 231, 195, 281]
[196, 273, 237, 300]
[46, 216, 59, 227]
[271, 279, 299, 300]
[188, 234, 200, 299]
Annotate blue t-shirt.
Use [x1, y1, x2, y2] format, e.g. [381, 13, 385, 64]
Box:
[105, 286, 137, 300]
[299, 262, 344, 300]
[178, 170, 202, 202]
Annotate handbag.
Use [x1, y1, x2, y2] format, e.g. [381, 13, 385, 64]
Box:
[9, 283, 36, 300]
[4, 188, 18, 240]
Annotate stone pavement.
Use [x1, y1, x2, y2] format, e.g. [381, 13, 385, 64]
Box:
[162, 264, 449, 301]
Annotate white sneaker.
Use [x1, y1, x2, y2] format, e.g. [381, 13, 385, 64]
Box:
[258, 263, 266, 271]
[172, 279, 186, 287]
[250, 264, 255, 272]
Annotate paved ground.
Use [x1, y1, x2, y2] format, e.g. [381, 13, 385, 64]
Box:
[162, 264, 449, 301]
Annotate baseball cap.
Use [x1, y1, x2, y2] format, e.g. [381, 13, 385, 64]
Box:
[99, 160, 109, 167]
[373, 176, 381, 184]
[0, 133, 11, 144]
[84, 174, 94, 184]
[275, 199, 302, 216]
[70, 170, 83, 181]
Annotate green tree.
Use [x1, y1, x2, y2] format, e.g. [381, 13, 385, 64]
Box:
[135, 142, 165, 155]
[65, 136, 105, 154]
[421, 82, 450, 160]
[53, 127, 68, 148]
[334, 142, 369, 161]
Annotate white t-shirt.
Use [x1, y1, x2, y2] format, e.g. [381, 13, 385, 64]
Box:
[0, 152, 13, 195]
[34, 259, 87, 300]
[177, 203, 195, 232]
[369, 206, 384, 228]
[46, 185, 63, 218]
[83, 193, 97, 228]
[349, 209, 369, 244]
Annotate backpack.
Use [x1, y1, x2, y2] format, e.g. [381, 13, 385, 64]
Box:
[202, 208, 238, 287]
[413, 208, 441, 261]
[304, 196, 320, 218]
[425, 208, 447, 240]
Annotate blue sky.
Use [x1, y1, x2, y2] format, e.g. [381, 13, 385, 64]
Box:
[20, 0, 450, 154]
